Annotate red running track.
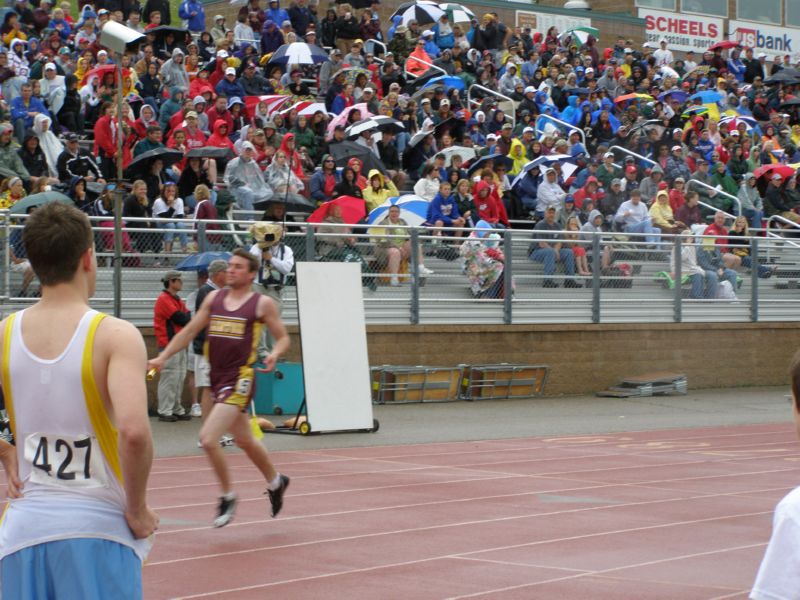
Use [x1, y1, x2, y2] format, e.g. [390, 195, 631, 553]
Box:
[11, 423, 800, 599]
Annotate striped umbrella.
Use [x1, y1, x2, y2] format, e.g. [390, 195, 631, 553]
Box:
[244, 95, 292, 119]
[346, 116, 405, 138]
[268, 42, 330, 65]
[367, 195, 430, 227]
[439, 3, 474, 24]
[390, 1, 444, 26]
[558, 26, 600, 48]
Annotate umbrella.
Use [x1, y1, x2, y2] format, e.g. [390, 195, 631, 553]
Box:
[764, 69, 800, 85]
[335, 66, 371, 86]
[433, 116, 466, 140]
[390, 1, 444, 26]
[408, 128, 435, 148]
[614, 93, 654, 104]
[326, 102, 372, 139]
[244, 95, 292, 120]
[367, 195, 430, 227]
[466, 153, 513, 177]
[124, 148, 184, 178]
[708, 40, 741, 52]
[778, 99, 800, 109]
[628, 119, 667, 138]
[439, 2, 475, 23]
[268, 42, 330, 65]
[682, 106, 709, 118]
[558, 26, 600, 48]
[9, 191, 72, 215]
[307, 196, 366, 225]
[186, 147, 235, 160]
[433, 145, 477, 167]
[346, 116, 404, 138]
[402, 70, 443, 95]
[146, 25, 189, 36]
[421, 75, 465, 92]
[80, 64, 131, 86]
[254, 194, 315, 213]
[563, 87, 590, 96]
[328, 140, 387, 175]
[296, 102, 328, 116]
[658, 90, 689, 104]
[754, 164, 797, 181]
[689, 90, 724, 104]
[719, 115, 755, 131]
[175, 251, 232, 271]
[334, 0, 371, 8]
[510, 154, 578, 187]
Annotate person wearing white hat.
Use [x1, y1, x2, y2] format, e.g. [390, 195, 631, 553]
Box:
[40, 61, 66, 116]
[653, 38, 673, 67]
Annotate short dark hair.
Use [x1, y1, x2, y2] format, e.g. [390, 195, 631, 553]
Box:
[147, 124, 161, 135]
[232, 247, 259, 272]
[22, 202, 92, 286]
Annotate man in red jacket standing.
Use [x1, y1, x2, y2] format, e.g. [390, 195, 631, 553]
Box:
[153, 270, 192, 422]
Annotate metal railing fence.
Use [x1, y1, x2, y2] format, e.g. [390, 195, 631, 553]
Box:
[1, 212, 798, 326]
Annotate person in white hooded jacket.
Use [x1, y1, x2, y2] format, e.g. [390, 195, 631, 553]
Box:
[535, 168, 567, 218]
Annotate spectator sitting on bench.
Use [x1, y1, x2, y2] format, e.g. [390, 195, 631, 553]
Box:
[727, 215, 776, 278]
[696, 227, 738, 295]
[580, 209, 615, 271]
[675, 190, 703, 227]
[614, 189, 661, 246]
[363, 169, 398, 213]
[529, 206, 580, 289]
[649, 190, 686, 235]
[672, 228, 722, 299]
[427, 180, 465, 239]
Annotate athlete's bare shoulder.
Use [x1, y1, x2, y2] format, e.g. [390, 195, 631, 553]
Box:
[95, 315, 146, 351]
[255, 293, 278, 323]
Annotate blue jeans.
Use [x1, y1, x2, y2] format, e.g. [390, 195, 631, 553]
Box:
[624, 219, 661, 245]
[689, 271, 718, 299]
[742, 208, 764, 230]
[740, 255, 772, 278]
[162, 221, 189, 248]
[530, 247, 575, 278]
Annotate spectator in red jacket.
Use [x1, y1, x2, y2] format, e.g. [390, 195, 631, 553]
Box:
[153, 270, 192, 422]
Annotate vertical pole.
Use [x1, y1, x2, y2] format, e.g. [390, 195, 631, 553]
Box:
[304, 226, 315, 262]
[3, 211, 9, 299]
[502, 228, 512, 324]
[591, 233, 600, 323]
[750, 236, 759, 322]
[113, 58, 124, 318]
[673, 235, 682, 323]
[410, 228, 420, 325]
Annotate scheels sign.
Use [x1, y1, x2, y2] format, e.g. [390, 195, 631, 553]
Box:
[638, 8, 723, 54]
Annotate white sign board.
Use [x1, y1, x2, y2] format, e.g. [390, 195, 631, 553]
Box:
[295, 262, 374, 433]
[638, 8, 723, 54]
[728, 20, 800, 62]
[515, 10, 591, 36]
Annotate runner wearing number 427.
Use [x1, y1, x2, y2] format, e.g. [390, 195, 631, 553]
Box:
[0, 203, 158, 599]
[148, 248, 291, 528]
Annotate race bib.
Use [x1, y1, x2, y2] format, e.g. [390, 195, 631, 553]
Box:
[24, 432, 108, 489]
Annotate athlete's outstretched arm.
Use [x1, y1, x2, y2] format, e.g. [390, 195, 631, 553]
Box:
[106, 319, 159, 539]
[148, 290, 216, 372]
[0, 438, 21, 499]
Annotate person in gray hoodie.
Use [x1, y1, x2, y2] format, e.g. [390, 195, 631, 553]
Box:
[737, 172, 764, 229]
[159, 48, 190, 93]
[639, 164, 665, 205]
[580, 209, 614, 270]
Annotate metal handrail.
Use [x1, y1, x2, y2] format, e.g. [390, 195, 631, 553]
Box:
[694, 200, 736, 221]
[533, 114, 584, 146]
[764, 215, 800, 259]
[365, 39, 387, 64]
[403, 56, 446, 80]
[686, 179, 742, 216]
[468, 84, 516, 130]
[609, 145, 657, 169]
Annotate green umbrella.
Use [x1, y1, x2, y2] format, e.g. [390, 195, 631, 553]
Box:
[9, 191, 73, 214]
[558, 26, 600, 48]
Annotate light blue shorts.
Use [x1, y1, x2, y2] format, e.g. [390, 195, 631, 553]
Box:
[0, 538, 142, 600]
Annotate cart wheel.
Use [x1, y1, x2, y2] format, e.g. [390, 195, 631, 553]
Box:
[273, 406, 283, 416]
[371, 419, 380, 433]
[299, 421, 311, 435]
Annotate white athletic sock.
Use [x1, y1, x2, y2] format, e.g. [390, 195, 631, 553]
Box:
[268, 474, 282, 491]
[222, 491, 236, 501]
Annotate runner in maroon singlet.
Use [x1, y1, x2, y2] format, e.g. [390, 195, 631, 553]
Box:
[148, 249, 291, 527]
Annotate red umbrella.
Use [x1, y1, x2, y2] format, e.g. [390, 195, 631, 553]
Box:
[753, 164, 797, 181]
[307, 196, 366, 225]
[708, 40, 741, 52]
[80, 64, 130, 86]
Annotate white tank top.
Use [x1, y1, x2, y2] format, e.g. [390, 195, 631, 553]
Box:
[0, 309, 151, 561]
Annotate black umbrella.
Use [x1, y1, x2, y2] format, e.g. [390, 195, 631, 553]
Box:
[628, 119, 667, 138]
[402, 70, 443, 95]
[778, 99, 800, 109]
[433, 116, 466, 141]
[564, 87, 591, 96]
[328, 140, 387, 175]
[186, 147, 235, 160]
[254, 194, 315, 213]
[411, 83, 444, 103]
[764, 69, 800, 85]
[334, 0, 371, 7]
[124, 148, 184, 179]
[146, 25, 190, 37]
[466, 153, 513, 177]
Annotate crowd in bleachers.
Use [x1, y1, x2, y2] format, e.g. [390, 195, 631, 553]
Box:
[0, 0, 799, 296]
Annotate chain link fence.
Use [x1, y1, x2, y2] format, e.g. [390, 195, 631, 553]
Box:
[0, 211, 798, 326]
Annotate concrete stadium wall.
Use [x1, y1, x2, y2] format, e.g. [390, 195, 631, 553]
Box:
[202, 0, 646, 49]
[142, 321, 797, 408]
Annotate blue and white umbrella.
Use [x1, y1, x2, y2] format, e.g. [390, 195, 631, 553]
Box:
[719, 115, 757, 131]
[367, 195, 430, 227]
[511, 154, 576, 188]
[175, 251, 233, 272]
[268, 42, 330, 65]
[421, 75, 466, 92]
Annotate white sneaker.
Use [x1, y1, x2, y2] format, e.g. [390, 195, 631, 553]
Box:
[390, 275, 400, 286]
[220, 435, 235, 447]
[419, 265, 434, 275]
[190, 403, 202, 418]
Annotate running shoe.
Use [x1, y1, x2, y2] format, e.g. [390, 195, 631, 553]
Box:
[213, 494, 237, 528]
[190, 403, 202, 418]
[220, 435, 235, 447]
[266, 474, 290, 518]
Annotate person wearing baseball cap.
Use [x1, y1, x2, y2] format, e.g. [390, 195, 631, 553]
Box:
[216, 66, 246, 99]
[764, 170, 800, 225]
[153, 270, 192, 422]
